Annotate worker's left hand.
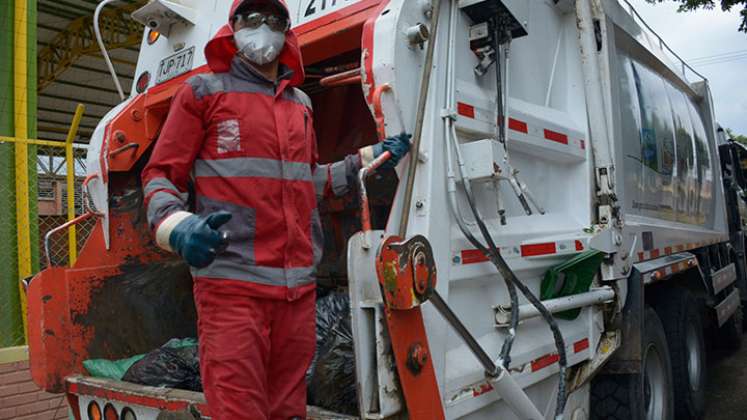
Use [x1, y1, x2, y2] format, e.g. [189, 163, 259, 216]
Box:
[169, 211, 232, 268]
[361, 133, 412, 169]
[377, 133, 412, 169]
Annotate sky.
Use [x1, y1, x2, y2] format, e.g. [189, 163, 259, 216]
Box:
[628, 0, 747, 135]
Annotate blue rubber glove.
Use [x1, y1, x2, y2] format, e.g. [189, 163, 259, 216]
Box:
[169, 211, 232, 268]
[372, 133, 412, 169]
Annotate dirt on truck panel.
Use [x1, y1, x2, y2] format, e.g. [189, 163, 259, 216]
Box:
[73, 259, 197, 360]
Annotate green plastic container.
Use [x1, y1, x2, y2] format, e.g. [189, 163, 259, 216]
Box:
[540, 249, 604, 320]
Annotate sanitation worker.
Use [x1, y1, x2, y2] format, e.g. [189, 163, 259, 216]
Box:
[141, 0, 410, 418]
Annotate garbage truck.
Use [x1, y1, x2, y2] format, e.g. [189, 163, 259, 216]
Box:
[25, 0, 747, 419]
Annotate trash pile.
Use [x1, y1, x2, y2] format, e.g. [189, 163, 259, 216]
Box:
[84, 338, 201, 392]
[123, 338, 202, 392]
[83, 290, 358, 414]
[307, 290, 357, 415]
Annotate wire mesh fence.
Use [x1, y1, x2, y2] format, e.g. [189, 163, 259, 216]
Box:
[36, 144, 94, 268]
[0, 138, 93, 347]
[0, 141, 29, 348]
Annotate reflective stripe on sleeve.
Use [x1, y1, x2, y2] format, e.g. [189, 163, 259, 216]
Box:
[144, 177, 181, 197]
[147, 190, 189, 229]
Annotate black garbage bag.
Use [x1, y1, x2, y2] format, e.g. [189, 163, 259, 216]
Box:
[307, 290, 358, 415]
[123, 338, 202, 392]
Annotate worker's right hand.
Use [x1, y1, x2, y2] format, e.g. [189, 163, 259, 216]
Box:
[169, 211, 232, 268]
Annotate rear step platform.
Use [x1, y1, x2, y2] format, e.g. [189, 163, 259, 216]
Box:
[66, 375, 358, 419]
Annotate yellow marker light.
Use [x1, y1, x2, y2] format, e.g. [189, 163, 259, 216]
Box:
[148, 29, 160, 45]
[88, 401, 102, 420]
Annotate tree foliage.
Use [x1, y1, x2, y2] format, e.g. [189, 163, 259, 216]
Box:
[646, 0, 747, 32]
[727, 128, 747, 144]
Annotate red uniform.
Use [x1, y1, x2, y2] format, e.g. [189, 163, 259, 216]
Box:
[141, 1, 362, 417]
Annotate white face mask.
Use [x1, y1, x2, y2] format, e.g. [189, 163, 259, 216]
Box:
[234, 24, 285, 66]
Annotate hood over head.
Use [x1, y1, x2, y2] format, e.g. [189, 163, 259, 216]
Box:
[204, 0, 305, 86]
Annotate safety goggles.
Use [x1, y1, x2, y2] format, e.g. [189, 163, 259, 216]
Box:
[234, 12, 290, 32]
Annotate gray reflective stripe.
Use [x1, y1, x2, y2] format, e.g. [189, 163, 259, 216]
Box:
[312, 165, 329, 198]
[312, 154, 361, 198]
[289, 88, 313, 110]
[329, 161, 350, 196]
[311, 209, 323, 267]
[188, 73, 274, 100]
[192, 258, 315, 289]
[144, 177, 180, 196]
[147, 191, 187, 228]
[195, 158, 312, 181]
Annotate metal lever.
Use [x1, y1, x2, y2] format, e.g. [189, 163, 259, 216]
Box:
[428, 290, 544, 420]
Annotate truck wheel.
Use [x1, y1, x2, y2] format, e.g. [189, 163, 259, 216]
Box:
[715, 289, 743, 351]
[591, 307, 674, 420]
[653, 288, 706, 420]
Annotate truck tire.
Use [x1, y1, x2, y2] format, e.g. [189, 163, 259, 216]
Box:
[653, 287, 706, 420]
[591, 307, 674, 420]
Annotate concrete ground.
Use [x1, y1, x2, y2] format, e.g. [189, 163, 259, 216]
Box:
[705, 346, 747, 419]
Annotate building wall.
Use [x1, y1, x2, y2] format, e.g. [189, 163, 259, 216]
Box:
[0, 357, 68, 420]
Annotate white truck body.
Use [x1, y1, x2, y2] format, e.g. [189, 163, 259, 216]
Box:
[74, 0, 733, 419]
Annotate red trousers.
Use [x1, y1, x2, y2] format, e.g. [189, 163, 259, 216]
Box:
[194, 279, 316, 420]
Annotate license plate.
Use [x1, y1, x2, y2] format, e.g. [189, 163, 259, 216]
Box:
[156, 47, 195, 84]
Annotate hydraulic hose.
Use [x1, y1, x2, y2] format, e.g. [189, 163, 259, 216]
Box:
[492, 22, 568, 418]
[448, 120, 568, 418]
[441, 19, 569, 417]
[443, 0, 520, 375]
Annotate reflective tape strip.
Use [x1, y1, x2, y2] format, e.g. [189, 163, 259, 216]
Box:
[144, 177, 180, 197]
[636, 236, 730, 262]
[455, 101, 583, 150]
[329, 160, 351, 195]
[291, 87, 313, 109]
[147, 191, 188, 229]
[193, 258, 316, 289]
[574, 338, 590, 353]
[312, 165, 329, 197]
[508, 118, 528, 133]
[531, 353, 559, 372]
[472, 383, 494, 397]
[459, 240, 585, 264]
[521, 242, 556, 257]
[543, 129, 568, 145]
[194, 158, 312, 181]
[461, 249, 489, 265]
[311, 209, 324, 266]
[520, 239, 586, 258]
[318, 154, 361, 197]
[457, 102, 475, 118]
[188, 72, 274, 100]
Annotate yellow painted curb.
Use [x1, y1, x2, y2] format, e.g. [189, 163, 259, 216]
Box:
[0, 345, 29, 364]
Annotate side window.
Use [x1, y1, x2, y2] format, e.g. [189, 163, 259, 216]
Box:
[633, 63, 676, 178]
[617, 54, 643, 215]
[665, 84, 696, 223]
[632, 64, 659, 172]
[632, 61, 677, 218]
[688, 100, 713, 224]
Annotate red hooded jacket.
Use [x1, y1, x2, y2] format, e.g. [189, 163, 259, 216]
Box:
[141, 0, 362, 301]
